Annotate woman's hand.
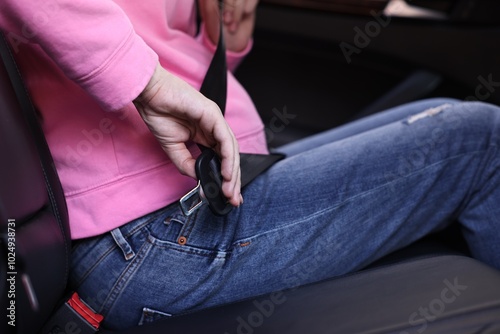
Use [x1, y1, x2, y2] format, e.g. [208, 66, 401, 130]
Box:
[199, 0, 259, 52]
[134, 63, 242, 206]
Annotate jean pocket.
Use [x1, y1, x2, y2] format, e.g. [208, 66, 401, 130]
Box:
[138, 307, 172, 326]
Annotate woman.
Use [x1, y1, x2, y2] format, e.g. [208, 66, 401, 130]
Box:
[1, 0, 499, 329]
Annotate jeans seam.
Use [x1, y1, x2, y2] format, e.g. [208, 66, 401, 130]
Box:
[342, 150, 486, 211]
[73, 241, 117, 289]
[72, 211, 163, 288]
[232, 151, 484, 246]
[177, 209, 197, 241]
[146, 233, 229, 259]
[122, 208, 170, 238]
[101, 235, 154, 315]
[459, 145, 498, 218]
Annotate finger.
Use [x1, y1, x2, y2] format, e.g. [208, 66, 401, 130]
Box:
[233, 164, 242, 206]
[195, 112, 241, 206]
[195, 98, 241, 205]
[224, 0, 244, 32]
[223, 0, 236, 24]
[223, 143, 241, 206]
[226, 136, 241, 205]
[213, 121, 240, 204]
[189, 95, 240, 200]
[230, 137, 241, 206]
[232, 0, 244, 23]
[161, 142, 197, 179]
[244, 0, 259, 14]
[199, 0, 222, 44]
[218, 125, 236, 184]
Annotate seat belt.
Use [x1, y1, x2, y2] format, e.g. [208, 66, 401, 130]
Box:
[180, 4, 285, 216]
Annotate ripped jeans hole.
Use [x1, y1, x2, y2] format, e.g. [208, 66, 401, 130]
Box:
[405, 103, 453, 125]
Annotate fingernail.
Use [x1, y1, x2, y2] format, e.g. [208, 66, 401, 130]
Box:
[240, 194, 244, 205]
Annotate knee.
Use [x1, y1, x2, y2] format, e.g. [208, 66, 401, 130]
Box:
[456, 101, 500, 121]
[451, 101, 500, 138]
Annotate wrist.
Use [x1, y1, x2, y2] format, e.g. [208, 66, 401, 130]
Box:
[134, 63, 164, 105]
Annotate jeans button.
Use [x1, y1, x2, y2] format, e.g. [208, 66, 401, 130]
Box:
[178, 236, 187, 245]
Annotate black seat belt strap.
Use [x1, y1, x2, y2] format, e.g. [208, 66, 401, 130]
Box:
[181, 3, 285, 216]
[199, 5, 227, 114]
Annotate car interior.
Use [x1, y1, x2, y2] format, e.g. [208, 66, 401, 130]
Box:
[1, 0, 500, 333]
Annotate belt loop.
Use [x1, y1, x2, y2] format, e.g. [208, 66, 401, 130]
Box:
[110, 228, 135, 261]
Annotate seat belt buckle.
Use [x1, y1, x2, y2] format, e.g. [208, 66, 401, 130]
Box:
[40, 292, 103, 334]
[180, 149, 233, 217]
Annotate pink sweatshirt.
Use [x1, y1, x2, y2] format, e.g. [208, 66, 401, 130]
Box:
[0, 0, 268, 239]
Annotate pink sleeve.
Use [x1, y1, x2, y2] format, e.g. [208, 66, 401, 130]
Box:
[0, 0, 158, 111]
[198, 24, 253, 72]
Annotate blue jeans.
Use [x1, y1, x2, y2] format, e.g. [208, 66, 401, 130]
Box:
[70, 99, 500, 330]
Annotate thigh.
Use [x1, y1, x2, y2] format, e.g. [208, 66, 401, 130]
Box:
[215, 101, 499, 303]
[278, 98, 459, 156]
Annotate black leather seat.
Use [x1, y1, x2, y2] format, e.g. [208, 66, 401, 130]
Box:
[0, 38, 71, 334]
[1, 35, 500, 334]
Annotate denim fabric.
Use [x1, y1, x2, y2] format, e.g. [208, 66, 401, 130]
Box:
[70, 99, 500, 330]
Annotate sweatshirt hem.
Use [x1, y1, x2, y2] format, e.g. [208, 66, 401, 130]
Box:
[67, 164, 196, 239]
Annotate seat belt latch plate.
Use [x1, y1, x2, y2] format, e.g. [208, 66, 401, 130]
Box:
[180, 181, 206, 216]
